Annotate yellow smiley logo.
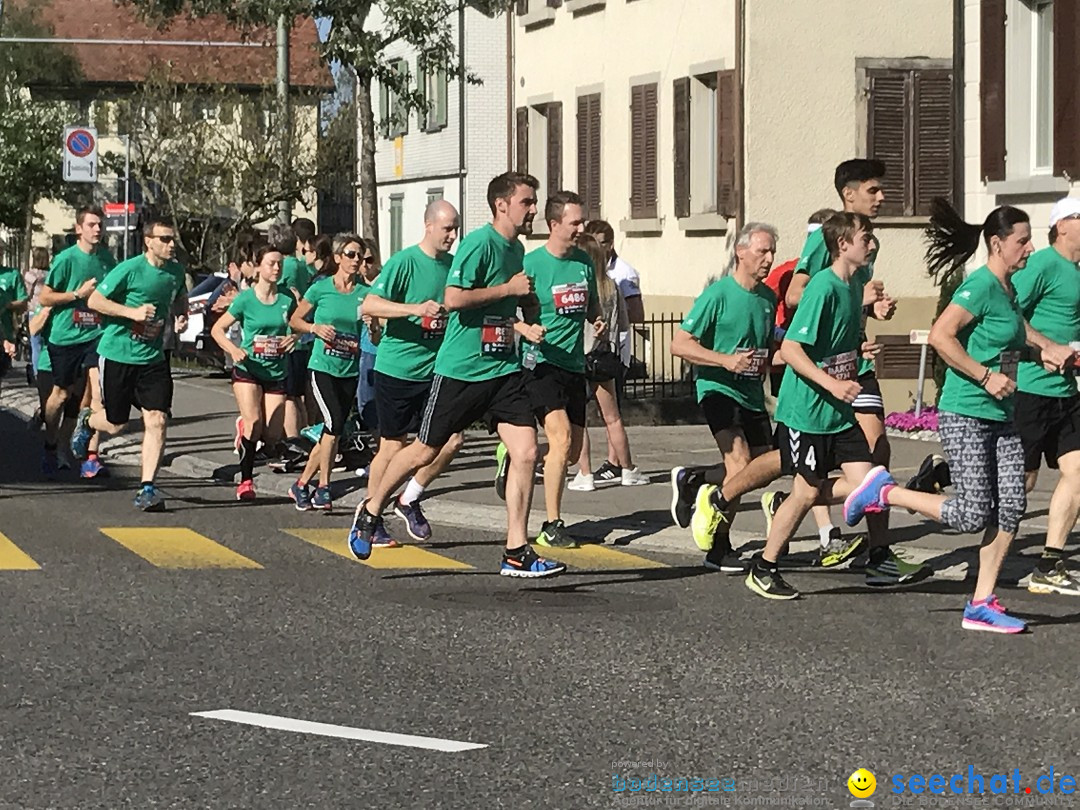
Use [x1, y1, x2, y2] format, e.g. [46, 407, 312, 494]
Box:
[848, 769, 876, 798]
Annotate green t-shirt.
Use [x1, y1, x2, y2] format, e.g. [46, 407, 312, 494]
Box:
[279, 256, 314, 299]
[0, 266, 29, 342]
[680, 276, 776, 412]
[33, 306, 53, 373]
[774, 268, 863, 434]
[304, 275, 368, 378]
[227, 287, 296, 380]
[370, 245, 452, 382]
[938, 266, 1028, 422]
[42, 244, 117, 347]
[795, 227, 878, 376]
[434, 224, 525, 382]
[522, 246, 599, 375]
[1013, 246, 1080, 399]
[95, 255, 186, 366]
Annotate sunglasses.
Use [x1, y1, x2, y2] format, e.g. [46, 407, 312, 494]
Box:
[341, 249, 360, 259]
[154, 234, 175, 244]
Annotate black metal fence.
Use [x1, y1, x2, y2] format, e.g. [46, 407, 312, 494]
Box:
[624, 313, 693, 400]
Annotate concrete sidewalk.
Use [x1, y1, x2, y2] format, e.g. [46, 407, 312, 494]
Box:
[0, 364, 1067, 584]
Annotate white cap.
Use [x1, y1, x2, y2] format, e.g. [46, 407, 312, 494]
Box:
[1049, 198, 1080, 228]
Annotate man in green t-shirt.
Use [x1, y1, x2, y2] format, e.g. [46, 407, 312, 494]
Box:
[361, 199, 464, 543]
[0, 238, 30, 385]
[669, 222, 777, 571]
[70, 219, 188, 512]
[517, 191, 604, 549]
[1012, 198, 1080, 595]
[349, 172, 565, 579]
[38, 206, 117, 479]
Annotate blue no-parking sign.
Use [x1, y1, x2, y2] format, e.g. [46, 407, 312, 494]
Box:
[63, 126, 98, 182]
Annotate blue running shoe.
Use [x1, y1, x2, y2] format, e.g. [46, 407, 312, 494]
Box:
[133, 484, 165, 512]
[70, 407, 94, 460]
[41, 449, 58, 480]
[393, 498, 432, 541]
[289, 481, 312, 511]
[312, 486, 332, 511]
[348, 502, 378, 560]
[500, 544, 566, 578]
[843, 465, 895, 527]
[80, 456, 106, 479]
[962, 595, 1027, 634]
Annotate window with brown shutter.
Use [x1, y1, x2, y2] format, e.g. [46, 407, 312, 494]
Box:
[716, 70, 736, 218]
[980, 0, 1007, 182]
[516, 106, 529, 174]
[630, 83, 658, 219]
[546, 102, 563, 197]
[672, 77, 691, 218]
[1054, 0, 1080, 179]
[577, 93, 602, 220]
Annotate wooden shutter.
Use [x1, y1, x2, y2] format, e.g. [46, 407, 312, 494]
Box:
[417, 57, 428, 132]
[980, 0, 1007, 181]
[913, 69, 954, 214]
[546, 101, 563, 197]
[577, 94, 602, 220]
[436, 69, 448, 129]
[515, 0, 528, 15]
[630, 83, 658, 219]
[1054, 0, 1080, 178]
[716, 70, 736, 218]
[673, 77, 691, 218]
[379, 81, 389, 139]
[867, 69, 909, 216]
[516, 106, 529, 174]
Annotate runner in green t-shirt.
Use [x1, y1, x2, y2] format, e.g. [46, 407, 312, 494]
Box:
[38, 207, 118, 479]
[211, 244, 298, 501]
[515, 191, 604, 549]
[349, 172, 564, 579]
[287, 233, 368, 512]
[69, 219, 188, 512]
[669, 223, 778, 569]
[361, 200, 464, 545]
[1010, 199, 1080, 595]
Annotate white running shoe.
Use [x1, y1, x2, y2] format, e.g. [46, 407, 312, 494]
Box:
[621, 467, 649, 486]
[568, 471, 595, 492]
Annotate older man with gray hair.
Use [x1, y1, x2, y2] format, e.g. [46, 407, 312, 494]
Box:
[668, 221, 779, 571]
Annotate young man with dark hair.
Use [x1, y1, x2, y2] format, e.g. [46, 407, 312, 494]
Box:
[70, 220, 187, 511]
[38, 206, 116, 478]
[348, 172, 565, 578]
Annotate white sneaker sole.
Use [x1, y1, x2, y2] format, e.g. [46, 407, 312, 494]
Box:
[500, 565, 566, 578]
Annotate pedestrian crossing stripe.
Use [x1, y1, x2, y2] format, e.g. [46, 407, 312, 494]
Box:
[536, 544, 668, 570]
[0, 531, 40, 570]
[284, 529, 474, 570]
[99, 528, 263, 569]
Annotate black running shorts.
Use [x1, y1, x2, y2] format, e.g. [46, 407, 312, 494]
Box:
[700, 391, 773, 450]
[775, 422, 871, 485]
[419, 372, 535, 448]
[232, 366, 287, 396]
[852, 371, 885, 415]
[524, 362, 588, 427]
[1015, 391, 1080, 471]
[285, 346, 310, 398]
[99, 357, 173, 425]
[48, 339, 99, 389]
[374, 370, 433, 439]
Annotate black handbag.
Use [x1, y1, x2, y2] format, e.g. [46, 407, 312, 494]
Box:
[585, 341, 621, 383]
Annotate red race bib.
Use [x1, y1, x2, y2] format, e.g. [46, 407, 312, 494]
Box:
[480, 316, 514, 355]
[252, 335, 283, 359]
[73, 307, 101, 328]
[131, 319, 164, 343]
[737, 348, 770, 379]
[325, 331, 359, 359]
[420, 314, 447, 340]
[552, 282, 588, 316]
[821, 350, 857, 381]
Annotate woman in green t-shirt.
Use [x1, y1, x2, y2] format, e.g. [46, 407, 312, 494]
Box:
[211, 245, 298, 501]
[860, 201, 1074, 634]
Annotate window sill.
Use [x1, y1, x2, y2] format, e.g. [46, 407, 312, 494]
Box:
[565, 0, 605, 13]
[874, 216, 931, 227]
[985, 176, 1071, 196]
[519, 6, 557, 28]
[677, 213, 728, 233]
[619, 217, 664, 234]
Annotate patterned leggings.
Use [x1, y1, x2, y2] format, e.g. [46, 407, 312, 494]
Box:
[938, 411, 1026, 535]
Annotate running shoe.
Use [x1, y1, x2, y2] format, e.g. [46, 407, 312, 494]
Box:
[236, 479, 256, 501]
[301, 423, 324, 443]
[1027, 560, 1080, 596]
[817, 528, 866, 568]
[233, 416, 244, 455]
[690, 485, 725, 551]
[594, 461, 621, 482]
[494, 442, 509, 501]
[621, 467, 649, 486]
[289, 480, 312, 511]
[865, 547, 929, 585]
[703, 538, 747, 573]
[41, 449, 58, 480]
[535, 519, 580, 548]
[70, 407, 93, 460]
[393, 498, 432, 541]
[134, 484, 165, 512]
[961, 595, 1027, 634]
[905, 453, 949, 493]
[567, 471, 595, 492]
[348, 504, 377, 560]
[80, 456, 106, 479]
[311, 486, 332, 511]
[843, 466, 895, 526]
[500, 544, 566, 578]
[670, 466, 696, 528]
[760, 491, 786, 537]
[372, 521, 400, 549]
[745, 564, 799, 600]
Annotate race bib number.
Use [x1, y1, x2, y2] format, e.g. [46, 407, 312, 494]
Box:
[131, 318, 164, 343]
[481, 316, 514, 356]
[253, 335, 283, 359]
[998, 350, 1021, 382]
[737, 347, 770, 379]
[325, 331, 359, 359]
[421, 313, 447, 340]
[552, 282, 589, 315]
[821, 350, 857, 381]
[73, 307, 101, 328]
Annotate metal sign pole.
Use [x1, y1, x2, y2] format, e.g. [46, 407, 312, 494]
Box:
[123, 134, 131, 260]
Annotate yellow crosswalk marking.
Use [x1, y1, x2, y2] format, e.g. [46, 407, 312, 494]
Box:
[0, 531, 40, 570]
[535, 544, 668, 570]
[100, 528, 262, 569]
[285, 529, 474, 569]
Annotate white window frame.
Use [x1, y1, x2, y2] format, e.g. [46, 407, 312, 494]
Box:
[689, 72, 718, 215]
[1005, 0, 1054, 179]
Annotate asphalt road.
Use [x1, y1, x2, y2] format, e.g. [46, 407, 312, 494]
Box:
[3, 407, 1080, 810]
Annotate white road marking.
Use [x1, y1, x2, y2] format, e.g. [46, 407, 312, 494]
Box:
[191, 709, 488, 752]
